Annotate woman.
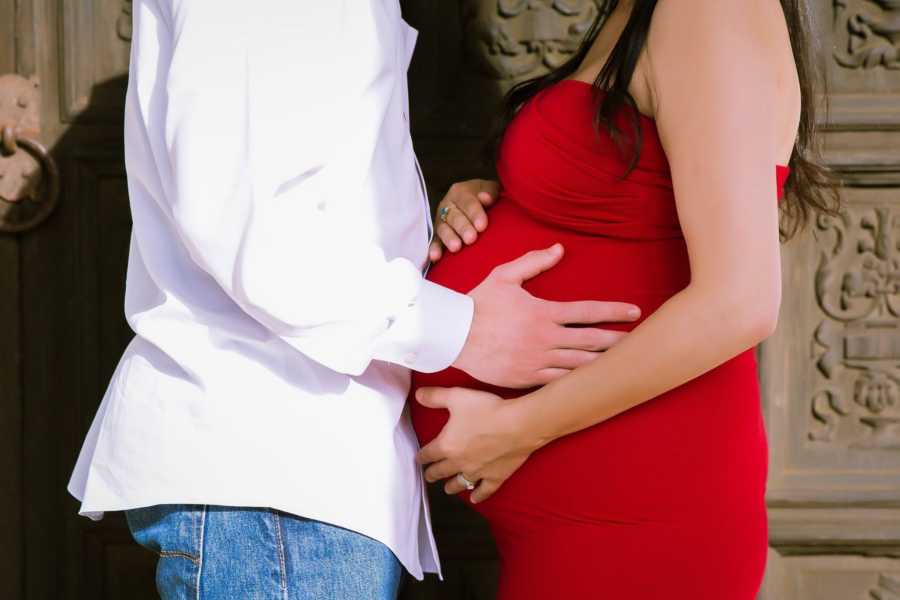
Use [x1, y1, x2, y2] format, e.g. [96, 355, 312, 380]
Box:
[410, 0, 838, 598]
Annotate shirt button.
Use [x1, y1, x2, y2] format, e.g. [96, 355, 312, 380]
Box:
[316, 200, 327, 212]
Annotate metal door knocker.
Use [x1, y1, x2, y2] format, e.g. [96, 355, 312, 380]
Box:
[0, 74, 59, 233]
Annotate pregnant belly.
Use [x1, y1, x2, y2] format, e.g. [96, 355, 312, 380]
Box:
[424, 199, 692, 306]
[409, 199, 768, 523]
[414, 197, 692, 399]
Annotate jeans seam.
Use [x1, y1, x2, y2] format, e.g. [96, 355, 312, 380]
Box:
[157, 550, 200, 564]
[194, 505, 207, 600]
[270, 510, 288, 598]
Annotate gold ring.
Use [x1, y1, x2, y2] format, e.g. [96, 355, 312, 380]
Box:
[438, 205, 451, 223]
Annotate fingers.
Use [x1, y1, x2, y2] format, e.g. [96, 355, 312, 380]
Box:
[458, 182, 496, 232]
[548, 300, 641, 325]
[444, 472, 499, 504]
[414, 387, 451, 410]
[547, 348, 601, 370]
[459, 200, 488, 234]
[492, 243, 564, 283]
[424, 459, 459, 483]
[436, 221, 463, 252]
[435, 179, 500, 249]
[470, 479, 499, 504]
[446, 204, 478, 244]
[417, 440, 444, 467]
[477, 180, 500, 206]
[444, 476, 467, 495]
[429, 240, 443, 262]
[554, 326, 629, 351]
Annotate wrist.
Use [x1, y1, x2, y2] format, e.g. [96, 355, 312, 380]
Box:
[450, 293, 480, 374]
[502, 391, 556, 454]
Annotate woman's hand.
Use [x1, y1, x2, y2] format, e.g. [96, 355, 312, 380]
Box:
[414, 386, 541, 503]
[430, 179, 500, 262]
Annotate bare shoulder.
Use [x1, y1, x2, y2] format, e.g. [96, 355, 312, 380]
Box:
[644, 0, 799, 154]
[654, 2, 795, 67]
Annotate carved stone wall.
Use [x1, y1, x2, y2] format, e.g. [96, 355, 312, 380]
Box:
[462, 0, 602, 79]
[826, 0, 900, 127]
[834, 0, 900, 70]
[809, 200, 900, 452]
[762, 553, 900, 600]
[758, 2, 900, 599]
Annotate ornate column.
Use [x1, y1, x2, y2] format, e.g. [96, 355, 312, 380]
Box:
[759, 2, 900, 598]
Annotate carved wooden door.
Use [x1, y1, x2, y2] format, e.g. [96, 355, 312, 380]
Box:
[0, 0, 152, 598]
[0, 0, 158, 599]
[1, 2, 897, 600]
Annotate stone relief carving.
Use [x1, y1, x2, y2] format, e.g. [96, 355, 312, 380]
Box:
[834, 0, 900, 69]
[118, 0, 133, 42]
[809, 203, 900, 449]
[462, 0, 606, 80]
[871, 573, 900, 600]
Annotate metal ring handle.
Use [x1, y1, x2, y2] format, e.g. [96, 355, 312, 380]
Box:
[0, 133, 60, 233]
[1, 125, 17, 156]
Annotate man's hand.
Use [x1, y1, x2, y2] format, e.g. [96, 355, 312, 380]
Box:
[430, 179, 499, 262]
[452, 243, 641, 388]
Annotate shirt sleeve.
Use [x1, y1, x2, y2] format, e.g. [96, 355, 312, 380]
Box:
[144, 0, 473, 376]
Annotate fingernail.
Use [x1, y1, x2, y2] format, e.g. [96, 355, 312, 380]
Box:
[415, 389, 423, 401]
[629, 307, 641, 319]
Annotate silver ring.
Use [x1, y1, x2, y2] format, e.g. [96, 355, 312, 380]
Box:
[456, 473, 476, 491]
[438, 205, 451, 223]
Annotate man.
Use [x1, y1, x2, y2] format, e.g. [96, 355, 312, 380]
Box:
[68, 2, 638, 598]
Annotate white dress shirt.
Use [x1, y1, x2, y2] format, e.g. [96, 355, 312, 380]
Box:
[67, 0, 474, 579]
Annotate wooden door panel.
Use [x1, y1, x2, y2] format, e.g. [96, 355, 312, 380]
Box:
[59, 0, 131, 123]
[0, 1, 25, 597]
[60, 152, 137, 599]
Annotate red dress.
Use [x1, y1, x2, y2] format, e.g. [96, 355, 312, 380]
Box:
[410, 80, 790, 599]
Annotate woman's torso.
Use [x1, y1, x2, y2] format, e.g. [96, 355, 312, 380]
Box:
[409, 79, 789, 523]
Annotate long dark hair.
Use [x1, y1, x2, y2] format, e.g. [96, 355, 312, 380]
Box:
[496, 0, 840, 239]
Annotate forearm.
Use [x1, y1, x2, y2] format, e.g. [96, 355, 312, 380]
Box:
[511, 283, 778, 449]
[147, 0, 474, 376]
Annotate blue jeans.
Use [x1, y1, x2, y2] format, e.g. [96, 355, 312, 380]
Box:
[125, 505, 403, 600]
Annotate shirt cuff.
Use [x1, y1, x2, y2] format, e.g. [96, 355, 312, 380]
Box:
[373, 279, 474, 373]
